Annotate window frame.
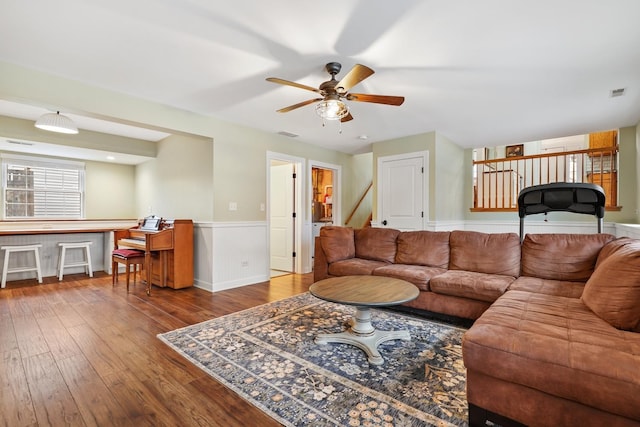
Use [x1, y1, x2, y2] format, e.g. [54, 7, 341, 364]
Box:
[1, 154, 86, 220]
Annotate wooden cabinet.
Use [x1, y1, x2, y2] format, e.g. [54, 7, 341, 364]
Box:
[150, 219, 193, 289]
[589, 131, 617, 150]
[115, 219, 194, 290]
[587, 172, 617, 207]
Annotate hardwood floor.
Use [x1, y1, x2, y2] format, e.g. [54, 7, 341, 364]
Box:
[0, 271, 313, 426]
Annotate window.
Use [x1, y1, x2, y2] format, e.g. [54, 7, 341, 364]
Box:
[2, 154, 85, 219]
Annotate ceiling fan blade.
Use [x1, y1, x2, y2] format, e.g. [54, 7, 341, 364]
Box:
[266, 77, 321, 94]
[341, 112, 354, 123]
[276, 98, 323, 113]
[336, 64, 374, 92]
[347, 93, 405, 106]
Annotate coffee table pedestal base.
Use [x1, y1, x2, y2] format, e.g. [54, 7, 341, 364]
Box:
[314, 306, 411, 365]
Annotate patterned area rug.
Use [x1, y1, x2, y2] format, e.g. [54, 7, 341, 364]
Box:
[158, 292, 468, 426]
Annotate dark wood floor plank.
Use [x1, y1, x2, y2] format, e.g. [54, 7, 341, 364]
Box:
[101, 368, 183, 427]
[36, 315, 83, 362]
[0, 349, 38, 427]
[0, 271, 314, 427]
[65, 323, 130, 383]
[20, 286, 58, 319]
[23, 352, 84, 426]
[0, 310, 18, 353]
[56, 353, 132, 427]
[12, 314, 50, 359]
[188, 375, 282, 427]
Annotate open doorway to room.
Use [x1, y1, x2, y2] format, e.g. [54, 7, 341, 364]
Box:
[268, 153, 304, 278]
[310, 161, 341, 267]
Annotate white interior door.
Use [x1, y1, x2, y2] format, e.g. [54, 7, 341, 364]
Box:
[270, 162, 295, 272]
[378, 153, 426, 230]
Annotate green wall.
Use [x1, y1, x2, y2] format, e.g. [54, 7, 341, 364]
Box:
[637, 120, 640, 223]
[135, 134, 214, 221]
[434, 132, 466, 222]
[344, 152, 373, 228]
[371, 131, 466, 223]
[372, 132, 434, 222]
[85, 161, 136, 219]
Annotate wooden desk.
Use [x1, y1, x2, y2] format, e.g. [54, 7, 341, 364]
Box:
[0, 220, 138, 281]
[309, 275, 419, 365]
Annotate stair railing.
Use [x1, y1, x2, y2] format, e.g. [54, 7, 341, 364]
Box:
[344, 182, 373, 227]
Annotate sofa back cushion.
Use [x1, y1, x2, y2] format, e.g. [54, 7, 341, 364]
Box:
[319, 226, 355, 263]
[581, 238, 640, 331]
[594, 236, 633, 267]
[521, 233, 615, 281]
[395, 231, 450, 268]
[354, 227, 400, 263]
[449, 230, 520, 276]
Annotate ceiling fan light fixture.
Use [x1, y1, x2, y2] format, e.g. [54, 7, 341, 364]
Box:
[315, 98, 349, 121]
[35, 111, 78, 134]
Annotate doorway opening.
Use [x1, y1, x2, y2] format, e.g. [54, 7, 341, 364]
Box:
[312, 167, 334, 224]
[268, 152, 304, 277]
[310, 161, 341, 268]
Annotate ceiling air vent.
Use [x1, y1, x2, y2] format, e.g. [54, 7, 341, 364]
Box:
[277, 131, 299, 138]
[7, 140, 34, 146]
[610, 88, 625, 97]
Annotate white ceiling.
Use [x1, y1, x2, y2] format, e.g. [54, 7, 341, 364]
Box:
[1, 0, 639, 155]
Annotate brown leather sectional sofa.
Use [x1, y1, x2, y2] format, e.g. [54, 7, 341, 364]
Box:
[313, 226, 640, 427]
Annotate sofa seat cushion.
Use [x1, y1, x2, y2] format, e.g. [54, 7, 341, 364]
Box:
[327, 258, 388, 277]
[521, 233, 615, 282]
[449, 230, 521, 276]
[509, 276, 585, 299]
[372, 264, 447, 291]
[354, 227, 401, 263]
[429, 270, 515, 303]
[462, 290, 640, 421]
[395, 230, 450, 268]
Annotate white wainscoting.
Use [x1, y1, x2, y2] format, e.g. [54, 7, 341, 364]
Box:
[464, 220, 615, 236]
[615, 224, 640, 239]
[193, 222, 214, 290]
[405, 220, 615, 235]
[194, 221, 269, 292]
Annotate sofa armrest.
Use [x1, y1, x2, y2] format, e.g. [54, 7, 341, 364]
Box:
[313, 236, 329, 281]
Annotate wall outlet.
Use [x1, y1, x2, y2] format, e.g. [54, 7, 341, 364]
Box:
[241, 260, 249, 267]
[229, 202, 238, 211]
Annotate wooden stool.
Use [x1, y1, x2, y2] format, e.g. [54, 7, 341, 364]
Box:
[57, 242, 93, 281]
[1, 244, 43, 288]
[112, 249, 146, 293]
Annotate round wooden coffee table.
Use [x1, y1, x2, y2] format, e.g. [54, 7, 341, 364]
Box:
[309, 275, 419, 365]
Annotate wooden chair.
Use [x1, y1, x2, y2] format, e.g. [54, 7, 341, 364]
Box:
[112, 249, 145, 293]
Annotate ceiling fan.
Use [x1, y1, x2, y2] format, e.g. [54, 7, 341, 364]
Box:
[266, 62, 404, 123]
